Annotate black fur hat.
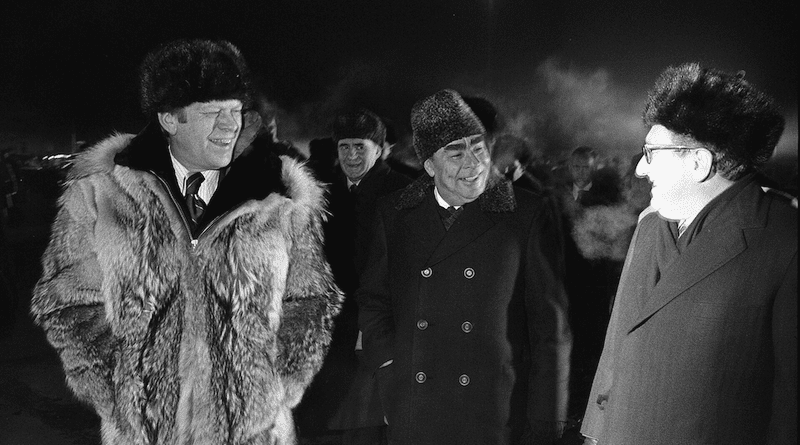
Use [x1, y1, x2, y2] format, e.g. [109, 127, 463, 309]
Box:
[644, 63, 785, 179]
[139, 39, 253, 117]
[411, 89, 486, 162]
[331, 109, 386, 146]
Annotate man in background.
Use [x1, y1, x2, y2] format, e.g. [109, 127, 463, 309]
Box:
[298, 109, 410, 444]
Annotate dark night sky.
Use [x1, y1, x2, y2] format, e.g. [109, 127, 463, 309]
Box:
[1, 0, 797, 168]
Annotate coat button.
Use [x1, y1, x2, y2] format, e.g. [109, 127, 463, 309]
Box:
[461, 321, 473, 333]
[416, 372, 427, 383]
[463, 268, 475, 279]
[421, 268, 432, 278]
[459, 374, 470, 386]
[417, 319, 429, 330]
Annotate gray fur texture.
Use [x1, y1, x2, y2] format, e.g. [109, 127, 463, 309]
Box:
[30, 134, 343, 444]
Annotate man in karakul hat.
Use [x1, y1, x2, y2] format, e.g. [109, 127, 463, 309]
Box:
[357, 89, 572, 444]
[30, 39, 343, 444]
[580, 63, 796, 445]
[296, 109, 411, 443]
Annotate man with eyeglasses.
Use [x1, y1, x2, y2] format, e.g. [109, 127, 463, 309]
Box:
[357, 89, 572, 444]
[580, 63, 796, 445]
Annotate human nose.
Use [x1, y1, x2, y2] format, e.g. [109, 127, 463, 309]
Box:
[634, 154, 649, 178]
[463, 148, 480, 168]
[345, 147, 360, 159]
[216, 110, 240, 132]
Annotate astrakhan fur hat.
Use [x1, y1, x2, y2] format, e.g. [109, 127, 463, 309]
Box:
[139, 39, 253, 117]
[411, 89, 486, 162]
[331, 109, 386, 146]
[643, 62, 785, 180]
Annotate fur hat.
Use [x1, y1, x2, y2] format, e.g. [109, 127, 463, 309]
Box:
[139, 39, 253, 117]
[643, 63, 785, 180]
[411, 89, 486, 162]
[330, 109, 386, 146]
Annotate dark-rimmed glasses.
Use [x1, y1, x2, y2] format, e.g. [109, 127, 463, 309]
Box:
[641, 143, 707, 164]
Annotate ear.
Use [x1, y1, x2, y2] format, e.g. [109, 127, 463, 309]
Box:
[423, 158, 436, 178]
[158, 112, 179, 136]
[690, 148, 715, 182]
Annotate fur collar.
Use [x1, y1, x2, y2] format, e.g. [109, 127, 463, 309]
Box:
[395, 173, 516, 212]
[66, 128, 323, 214]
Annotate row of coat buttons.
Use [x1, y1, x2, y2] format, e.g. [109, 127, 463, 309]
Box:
[415, 372, 471, 386]
[416, 320, 473, 333]
[420, 267, 475, 279]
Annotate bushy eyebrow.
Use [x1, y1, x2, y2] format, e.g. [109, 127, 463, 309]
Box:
[199, 105, 243, 113]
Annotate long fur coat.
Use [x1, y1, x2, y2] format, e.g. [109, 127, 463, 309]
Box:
[30, 132, 343, 445]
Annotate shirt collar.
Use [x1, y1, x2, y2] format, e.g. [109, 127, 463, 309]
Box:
[433, 187, 461, 209]
[169, 148, 219, 202]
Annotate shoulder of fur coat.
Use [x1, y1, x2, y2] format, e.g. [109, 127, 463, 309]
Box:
[67, 132, 326, 215]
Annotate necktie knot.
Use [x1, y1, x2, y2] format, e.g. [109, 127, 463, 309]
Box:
[349, 183, 358, 194]
[442, 205, 463, 230]
[186, 172, 205, 195]
[185, 173, 207, 233]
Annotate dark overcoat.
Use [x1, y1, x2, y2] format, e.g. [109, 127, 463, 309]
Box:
[298, 160, 410, 433]
[581, 178, 797, 445]
[358, 175, 572, 445]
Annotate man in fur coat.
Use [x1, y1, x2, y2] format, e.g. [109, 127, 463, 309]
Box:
[357, 89, 572, 445]
[580, 63, 796, 445]
[29, 39, 343, 445]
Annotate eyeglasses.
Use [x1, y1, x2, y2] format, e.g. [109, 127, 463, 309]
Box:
[641, 143, 707, 164]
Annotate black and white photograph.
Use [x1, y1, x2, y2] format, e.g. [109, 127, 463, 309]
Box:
[1, 1, 796, 444]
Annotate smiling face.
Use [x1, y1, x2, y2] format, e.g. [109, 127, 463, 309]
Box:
[424, 134, 490, 206]
[159, 99, 243, 172]
[635, 124, 699, 220]
[337, 138, 382, 182]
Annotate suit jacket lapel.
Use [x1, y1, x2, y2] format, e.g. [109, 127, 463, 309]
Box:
[628, 184, 763, 333]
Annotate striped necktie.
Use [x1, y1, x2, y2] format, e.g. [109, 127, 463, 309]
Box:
[185, 172, 206, 231]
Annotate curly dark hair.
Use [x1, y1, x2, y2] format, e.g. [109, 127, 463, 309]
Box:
[643, 63, 785, 180]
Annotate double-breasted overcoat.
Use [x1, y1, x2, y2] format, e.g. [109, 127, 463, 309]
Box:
[358, 176, 572, 444]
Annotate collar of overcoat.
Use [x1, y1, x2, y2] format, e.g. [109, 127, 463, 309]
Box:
[627, 176, 766, 334]
[110, 120, 287, 227]
[394, 173, 517, 267]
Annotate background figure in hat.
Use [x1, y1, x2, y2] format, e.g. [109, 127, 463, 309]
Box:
[29, 39, 342, 444]
[357, 89, 572, 444]
[296, 109, 410, 444]
[580, 63, 796, 445]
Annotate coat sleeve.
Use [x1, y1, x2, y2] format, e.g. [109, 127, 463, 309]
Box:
[580, 216, 651, 441]
[29, 180, 117, 417]
[768, 251, 797, 445]
[355, 204, 395, 374]
[278, 210, 344, 407]
[525, 202, 572, 428]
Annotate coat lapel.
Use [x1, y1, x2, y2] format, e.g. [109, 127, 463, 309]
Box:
[403, 193, 449, 266]
[627, 182, 764, 333]
[426, 201, 497, 266]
